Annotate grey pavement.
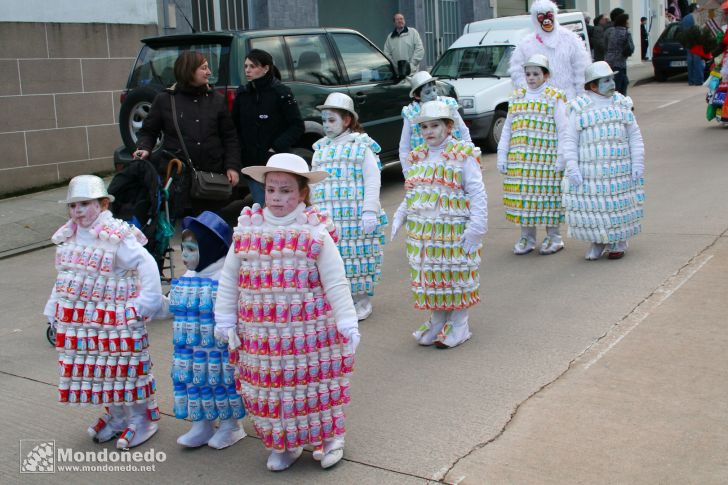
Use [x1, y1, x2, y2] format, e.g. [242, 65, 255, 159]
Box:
[1, 73, 726, 484]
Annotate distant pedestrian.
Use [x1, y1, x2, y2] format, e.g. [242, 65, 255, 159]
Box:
[605, 13, 634, 95]
[592, 15, 609, 61]
[383, 12, 425, 74]
[681, 4, 706, 85]
[640, 17, 649, 60]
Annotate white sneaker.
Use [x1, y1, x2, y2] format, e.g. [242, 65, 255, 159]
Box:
[435, 322, 472, 349]
[91, 410, 126, 443]
[177, 420, 215, 448]
[354, 298, 373, 321]
[585, 243, 607, 261]
[607, 241, 628, 259]
[513, 236, 536, 255]
[320, 438, 345, 469]
[116, 404, 158, 449]
[208, 419, 246, 450]
[412, 320, 445, 346]
[539, 235, 564, 255]
[266, 448, 302, 471]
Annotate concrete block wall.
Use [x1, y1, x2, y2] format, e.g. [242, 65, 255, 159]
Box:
[0, 22, 158, 196]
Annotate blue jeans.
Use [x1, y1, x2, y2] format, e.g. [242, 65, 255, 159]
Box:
[687, 52, 705, 85]
[614, 69, 629, 96]
[245, 176, 265, 207]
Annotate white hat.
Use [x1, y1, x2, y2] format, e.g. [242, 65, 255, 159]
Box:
[524, 54, 549, 71]
[413, 100, 454, 124]
[316, 92, 358, 121]
[60, 175, 115, 203]
[585, 61, 618, 84]
[242, 153, 329, 184]
[409, 71, 438, 98]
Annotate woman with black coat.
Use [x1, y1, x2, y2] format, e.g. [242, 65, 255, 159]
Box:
[232, 49, 305, 205]
[605, 13, 635, 95]
[134, 51, 242, 221]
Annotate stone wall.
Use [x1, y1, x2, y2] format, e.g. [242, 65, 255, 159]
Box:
[0, 22, 158, 196]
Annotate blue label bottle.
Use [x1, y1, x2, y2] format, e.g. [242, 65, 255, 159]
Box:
[173, 383, 188, 419]
[227, 385, 245, 419]
[214, 385, 232, 420]
[187, 387, 203, 421]
[207, 351, 222, 386]
[200, 386, 218, 421]
[192, 350, 208, 386]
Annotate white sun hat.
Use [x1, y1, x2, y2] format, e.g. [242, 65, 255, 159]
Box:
[59, 175, 115, 203]
[316, 92, 358, 121]
[524, 54, 550, 71]
[409, 71, 438, 98]
[585, 61, 618, 84]
[413, 100, 455, 124]
[242, 153, 329, 184]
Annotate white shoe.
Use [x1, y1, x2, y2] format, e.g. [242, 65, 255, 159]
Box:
[177, 419, 216, 448]
[321, 439, 345, 469]
[435, 322, 472, 349]
[266, 448, 302, 471]
[513, 236, 536, 255]
[412, 320, 446, 346]
[539, 235, 564, 255]
[354, 298, 373, 321]
[585, 243, 607, 261]
[607, 241, 628, 259]
[116, 404, 158, 449]
[91, 408, 126, 443]
[208, 419, 246, 450]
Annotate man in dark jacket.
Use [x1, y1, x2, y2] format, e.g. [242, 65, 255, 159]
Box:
[592, 15, 609, 61]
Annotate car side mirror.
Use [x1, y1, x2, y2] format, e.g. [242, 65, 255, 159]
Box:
[397, 60, 411, 78]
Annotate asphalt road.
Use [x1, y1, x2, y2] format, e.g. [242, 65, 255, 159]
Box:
[1, 78, 726, 484]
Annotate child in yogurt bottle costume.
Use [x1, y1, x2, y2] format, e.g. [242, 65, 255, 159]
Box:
[391, 101, 487, 349]
[160, 211, 247, 449]
[311, 92, 387, 321]
[44, 175, 163, 449]
[214, 154, 360, 471]
[560, 61, 645, 260]
[497, 54, 570, 255]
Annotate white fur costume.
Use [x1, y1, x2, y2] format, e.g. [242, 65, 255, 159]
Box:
[509, 0, 591, 100]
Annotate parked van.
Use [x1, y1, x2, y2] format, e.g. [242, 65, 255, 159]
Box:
[431, 12, 589, 151]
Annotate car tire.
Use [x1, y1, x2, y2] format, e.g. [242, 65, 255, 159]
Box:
[119, 87, 161, 152]
[654, 69, 668, 82]
[485, 110, 507, 153]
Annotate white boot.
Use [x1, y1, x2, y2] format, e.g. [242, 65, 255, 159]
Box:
[116, 403, 158, 449]
[585, 243, 607, 261]
[353, 295, 373, 321]
[208, 418, 246, 449]
[435, 310, 472, 349]
[266, 448, 302, 471]
[91, 405, 126, 443]
[177, 419, 215, 448]
[608, 240, 628, 259]
[539, 227, 564, 255]
[320, 438, 345, 469]
[412, 311, 447, 346]
[514, 226, 537, 255]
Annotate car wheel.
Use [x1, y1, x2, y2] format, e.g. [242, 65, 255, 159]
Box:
[119, 87, 161, 152]
[654, 69, 668, 82]
[485, 110, 507, 152]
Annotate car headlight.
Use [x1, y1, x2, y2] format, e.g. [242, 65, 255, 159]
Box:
[460, 98, 474, 109]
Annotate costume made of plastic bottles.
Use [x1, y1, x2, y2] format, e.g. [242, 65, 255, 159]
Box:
[311, 132, 387, 297]
[402, 96, 463, 150]
[45, 212, 161, 424]
[501, 86, 567, 226]
[403, 140, 482, 311]
[561, 93, 645, 244]
[229, 204, 354, 453]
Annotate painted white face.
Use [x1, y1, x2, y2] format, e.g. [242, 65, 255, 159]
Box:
[265, 172, 307, 217]
[597, 76, 616, 97]
[68, 200, 102, 228]
[419, 82, 438, 102]
[420, 119, 450, 147]
[525, 66, 546, 89]
[321, 109, 346, 138]
[181, 236, 200, 271]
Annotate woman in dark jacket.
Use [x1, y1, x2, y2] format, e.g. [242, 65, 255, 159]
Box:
[232, 49, 305, 205]
[605, 13, 634, 95]
[134, 51, 242, 219]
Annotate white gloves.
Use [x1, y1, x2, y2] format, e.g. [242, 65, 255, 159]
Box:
[214, 315, 236, 342]
[390, 206, 407, 242]
[496, 156, 507, 175]
[554, 156, 566, 172]
[337, 319, 360, 354]
[460, 230, 481, 255]
[361, 211, 378, 234]
[565, 160, 583, 187]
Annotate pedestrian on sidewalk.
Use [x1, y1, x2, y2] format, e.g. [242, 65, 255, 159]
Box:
[383, 12, 425, 74]
[311, 93, 387, 321]
[497, 54, 570, 255]
[391, 101, 487, 349]
[560, 62, 645, 261]
[640, 17, 649, 60]
[605, 13, 635, 95]
[213, 154, 360, 471]
[45, 175, 163, 449]
[681, 5, 707, 85]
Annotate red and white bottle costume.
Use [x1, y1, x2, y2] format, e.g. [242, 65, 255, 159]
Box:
[214, 203, 358, 462]
[44, 209, 162, 448]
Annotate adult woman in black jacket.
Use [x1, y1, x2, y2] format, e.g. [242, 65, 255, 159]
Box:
[232, 49, 305, 205]
[134, 51, 241, 220]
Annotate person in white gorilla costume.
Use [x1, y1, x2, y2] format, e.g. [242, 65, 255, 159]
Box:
[509, 0, 591, 100]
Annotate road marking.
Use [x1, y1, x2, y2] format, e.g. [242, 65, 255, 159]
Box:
[656, 99, 681, 109]
[582, 253, 713, 370]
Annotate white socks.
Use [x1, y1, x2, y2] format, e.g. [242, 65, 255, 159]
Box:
[267, 448, 303, 471]
[177, 419, 215, 448]
[208, 419, 246, 450]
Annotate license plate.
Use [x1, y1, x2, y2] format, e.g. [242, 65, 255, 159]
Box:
[670, 60, 687, 67]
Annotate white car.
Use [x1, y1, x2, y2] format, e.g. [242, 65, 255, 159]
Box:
[431, 12, 589, 152]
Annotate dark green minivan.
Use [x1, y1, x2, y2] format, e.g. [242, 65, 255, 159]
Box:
[118, 28, 456, 169]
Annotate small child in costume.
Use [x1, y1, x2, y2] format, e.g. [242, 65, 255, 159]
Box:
[497, 54, 569, 255]
[399, 71, 471, 175]
[560, 61, 645, 260]
[391, 101, 487, 349]
[311, 92, 387, 321]
[44, 175, 162, 449]
[214, 154, 360, 471]
[163, 211, 247, 449]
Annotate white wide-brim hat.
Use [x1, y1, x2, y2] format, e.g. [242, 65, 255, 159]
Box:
[242, 153, 329, 184]
[409, 70, 438, 98]
[316, 92, 358, 121]
[585, 61, 618, 84]
[59, 174, 115, 203]
[413, 100, 455, 124]
[524, 54, 550, 71]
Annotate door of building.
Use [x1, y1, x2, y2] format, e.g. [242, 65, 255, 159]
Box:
[423, 0, 462, 68]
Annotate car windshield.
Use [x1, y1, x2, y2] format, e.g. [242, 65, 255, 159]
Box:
[431, 45, 513, 79]
[129, 43, 230, 89]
